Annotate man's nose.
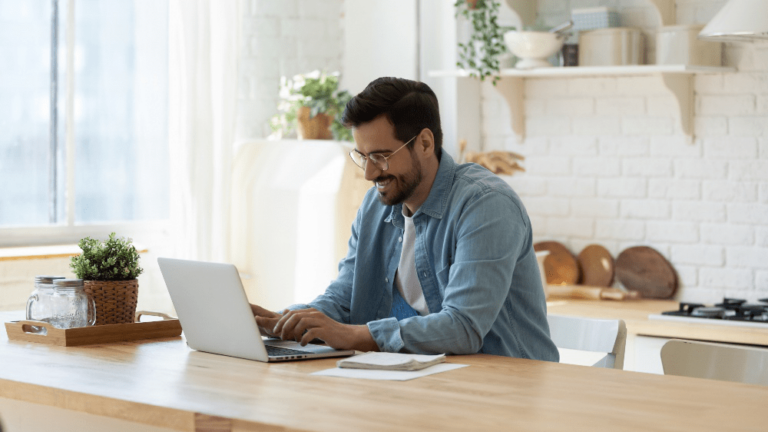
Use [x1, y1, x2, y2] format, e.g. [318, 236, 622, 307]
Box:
[364, 161, 382, 182]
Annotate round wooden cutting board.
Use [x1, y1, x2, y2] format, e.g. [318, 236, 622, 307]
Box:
[615, 246, 677, 299]
[577, 244, 614, 287]
[533, 241, 580, 285]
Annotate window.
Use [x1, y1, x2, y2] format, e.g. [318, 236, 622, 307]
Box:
[0, 0, 169, 237]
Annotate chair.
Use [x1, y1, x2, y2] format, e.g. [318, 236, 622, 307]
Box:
[661, 339, 768, 386]
[547, 314, 627, 369]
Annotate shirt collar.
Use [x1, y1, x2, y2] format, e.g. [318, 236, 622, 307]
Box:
[383, 152, 456, 224]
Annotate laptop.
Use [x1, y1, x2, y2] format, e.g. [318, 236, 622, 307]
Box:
[157, 257, 355, 362]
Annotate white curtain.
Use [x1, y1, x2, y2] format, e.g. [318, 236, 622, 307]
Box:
[168, 0, 240, 262]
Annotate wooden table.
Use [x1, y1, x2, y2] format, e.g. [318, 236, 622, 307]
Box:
[2, 311, 768, 432]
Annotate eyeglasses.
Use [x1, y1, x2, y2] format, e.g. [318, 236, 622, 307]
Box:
[349, 135, 417, 171]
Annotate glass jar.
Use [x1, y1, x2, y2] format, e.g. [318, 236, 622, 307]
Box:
[50, 279, 97, 329]
[26, 276, 66, 330]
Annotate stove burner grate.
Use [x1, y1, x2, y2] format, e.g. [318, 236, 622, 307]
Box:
[661, 298, 768, 323]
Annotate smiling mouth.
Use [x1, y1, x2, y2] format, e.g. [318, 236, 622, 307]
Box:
[375, 177, 393, 191]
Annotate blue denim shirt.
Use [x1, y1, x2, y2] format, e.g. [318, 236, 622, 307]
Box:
[290, 152, 559, 361]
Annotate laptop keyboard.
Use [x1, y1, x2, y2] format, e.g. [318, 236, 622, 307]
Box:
[265, 345, 311, 357]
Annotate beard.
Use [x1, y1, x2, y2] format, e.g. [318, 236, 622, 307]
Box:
[374, 155, 423, 207]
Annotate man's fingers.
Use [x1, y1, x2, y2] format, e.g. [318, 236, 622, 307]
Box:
[250, 303, 279, 319]
[291, 316, 317, 342]
[274, 308, 316, 337]
[256, 316, 278, 336]
[283, 315, 313, 342]
[300, 328, 320, 346]
[279, 311, 306, 340]
[259, 314, 282, 325]
[273, 310, 296, 335]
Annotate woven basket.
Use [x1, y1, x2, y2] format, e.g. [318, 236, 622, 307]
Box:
[83, 279, 139, 325]
[296, 106, 333, 140]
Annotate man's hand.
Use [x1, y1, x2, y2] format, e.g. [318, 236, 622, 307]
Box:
[250, 303, 284, 337]
[272, 308, 379, 352]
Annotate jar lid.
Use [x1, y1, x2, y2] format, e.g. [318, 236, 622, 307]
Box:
[35, 275, 67, 284]
[581, 27, 641, 35]
[53, 278, 84, 287]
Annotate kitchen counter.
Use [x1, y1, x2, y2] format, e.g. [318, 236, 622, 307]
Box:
[3, 310, 768, 431]
[547, 298, 768, 346]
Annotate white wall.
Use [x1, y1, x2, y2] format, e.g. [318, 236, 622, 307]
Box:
[236, 0, 345, 141]
[343, 0, 418, 94]
[481, 0, 768, 303]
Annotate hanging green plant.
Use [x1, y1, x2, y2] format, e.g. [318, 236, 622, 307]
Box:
[454, 0, 514, 85]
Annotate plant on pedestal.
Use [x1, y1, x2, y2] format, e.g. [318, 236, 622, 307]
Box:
[270, 70, 353, 141]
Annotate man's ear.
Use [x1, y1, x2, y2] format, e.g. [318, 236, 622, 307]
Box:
[419, 128, 435, 155]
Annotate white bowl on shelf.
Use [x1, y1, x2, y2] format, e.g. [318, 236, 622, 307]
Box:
[504, 31, 564, 69]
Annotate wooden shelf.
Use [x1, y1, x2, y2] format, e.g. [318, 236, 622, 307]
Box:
[429, 65, 735, 78]
[428, 65, 736, 142]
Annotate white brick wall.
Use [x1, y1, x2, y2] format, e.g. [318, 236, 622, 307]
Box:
[236, 0, 344, 140]
[486, 0, 768, 302]
[235, 0, 768, 301]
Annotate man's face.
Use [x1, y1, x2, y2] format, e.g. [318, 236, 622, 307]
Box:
[352, 115, 423, 207]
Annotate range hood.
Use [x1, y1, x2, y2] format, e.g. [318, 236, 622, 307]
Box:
[699, 0, 768, 41]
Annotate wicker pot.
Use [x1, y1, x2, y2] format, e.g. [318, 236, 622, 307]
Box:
[83, 279, 139, 325]
[296, 106, 333, 140]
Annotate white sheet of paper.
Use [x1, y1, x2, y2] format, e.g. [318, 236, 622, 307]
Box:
[312, 363, 468, 381]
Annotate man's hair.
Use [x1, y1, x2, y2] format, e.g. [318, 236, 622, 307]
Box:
[342, 77, 443, 160]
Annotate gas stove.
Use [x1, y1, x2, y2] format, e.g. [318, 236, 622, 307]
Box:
[648, 298, 768, 328]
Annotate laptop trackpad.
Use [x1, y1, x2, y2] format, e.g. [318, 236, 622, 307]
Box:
[263, 339, 338, 354]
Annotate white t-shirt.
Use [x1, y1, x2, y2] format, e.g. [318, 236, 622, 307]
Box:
[394, 211, 429, 316]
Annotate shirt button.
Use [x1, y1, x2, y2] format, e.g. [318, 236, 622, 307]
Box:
[385, 277, 389, 283]
[423, 271, 427, 277]
[398, 236, 402, 242]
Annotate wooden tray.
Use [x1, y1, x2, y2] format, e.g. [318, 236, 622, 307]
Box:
[4, 311, 182, 347]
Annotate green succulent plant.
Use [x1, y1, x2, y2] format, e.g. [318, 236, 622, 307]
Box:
[70, 232, 143, 281]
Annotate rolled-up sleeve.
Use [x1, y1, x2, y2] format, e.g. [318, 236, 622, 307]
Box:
[366, 317, 404, 352]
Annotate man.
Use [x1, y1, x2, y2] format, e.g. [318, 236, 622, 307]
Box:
[251, 77, 558, 361]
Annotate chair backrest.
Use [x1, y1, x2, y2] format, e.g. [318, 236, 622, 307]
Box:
[547, 314, 627, 369]
[661, 339, 768, 386]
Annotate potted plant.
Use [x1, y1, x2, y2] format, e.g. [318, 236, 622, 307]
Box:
[70, 232, 143, 325]
[270, 70, 353, 141]
[454, 0, 514, 85]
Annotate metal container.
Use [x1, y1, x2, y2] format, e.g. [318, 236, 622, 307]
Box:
[656, 24, 722, 66]
[579, 27, 644, 66]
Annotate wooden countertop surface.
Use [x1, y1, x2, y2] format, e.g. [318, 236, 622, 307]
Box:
[2, 311, 768, 431]
[547, 298, 768, 346]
